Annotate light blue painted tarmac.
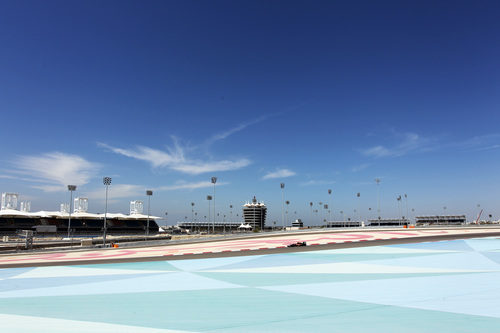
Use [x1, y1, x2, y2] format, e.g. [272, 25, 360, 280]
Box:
[1, 237, 500, 332]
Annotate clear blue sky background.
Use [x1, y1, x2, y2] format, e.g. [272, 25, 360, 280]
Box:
[1, 0, 499, 225]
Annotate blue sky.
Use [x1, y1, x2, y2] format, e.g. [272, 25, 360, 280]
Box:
[1, 0, 499, 224]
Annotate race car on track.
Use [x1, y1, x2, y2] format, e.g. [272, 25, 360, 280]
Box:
[287, 241, 307, 247]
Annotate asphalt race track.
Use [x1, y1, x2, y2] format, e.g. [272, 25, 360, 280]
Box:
[1, 227, 500, 268]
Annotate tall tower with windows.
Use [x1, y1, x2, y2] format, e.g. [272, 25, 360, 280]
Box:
[243, 196, 267, 229]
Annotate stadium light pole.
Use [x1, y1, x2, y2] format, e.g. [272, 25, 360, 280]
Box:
[229, 204, 233, 232]
[375, 178, 381, 219]
[207, 195, 212, 233]
[309, 202, 313, 225]
[397, 195, 402, 225]
[318, 202, 323, 225]
[146, 190, 153, 237]
[285, 200, 290, 228]
[191, 202, 195, 223]
[404, 194, 408, 221]
[211, 177, 217, 233]
[67, 185, 76, 239]
[280, 183, 285, 231]
[102, 177, 112, 246]
[328, 189, 332, 222]
[356, 192, 361, 223]
[323, 204, 328, 226]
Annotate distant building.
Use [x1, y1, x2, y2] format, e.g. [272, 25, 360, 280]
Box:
[243, 196, 267, 229]
[326, 220, 363, 228]
[292, 219, 304, 228]
[415, 215, 465, 225]
[1, 193, 18, 210]
[368, 218, 410, 227]
[177, 221, 241, 232]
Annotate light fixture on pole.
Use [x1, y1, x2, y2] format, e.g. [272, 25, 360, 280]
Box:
[404, 194, 408, 222]
[328, 189, 332, 222]
[67, 185, 77, 239]
[207, 195, 212, 233]
[318, 202, 323, 225]
[146, 190, 153, 237]
[191, 202, 195, 222]
[211, 177, 217, 233]
[229, 204, 233, 232]
[323, 204, 328, 225]
[356, 192, 361, 223]
[397, 195, 402, 224]
[280, 183, 285, 231]
[102, 177, 112, 246]
[309, 202, 313, 225]
[375, 178, 381, 219]
[285, 200, 290, 227]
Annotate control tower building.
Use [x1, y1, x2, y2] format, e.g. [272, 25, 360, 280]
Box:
[243, 196, 267, 229]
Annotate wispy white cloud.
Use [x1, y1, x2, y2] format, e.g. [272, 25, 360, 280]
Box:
[157, 180, 228, 191]
[361, 132, 430, 158]
[0, 174, 19, 180]
[170, 160, 250, 174]
[32, 185, 69, 192]
[98, 141, 184, 168]
[83, 181, 225, 201]
[99, 141, 250, 175]
[351, 163, 371, 172]
[11, 152, 100, 192]
[362, 132, 500, 159]
[262, 168, 296, 180]
[85, 184, 144, 200]
[300, 179, 336, 186]
[456, 133, 500, 151]
[205, 115, 269, 145]
[477, 144, 500, 151]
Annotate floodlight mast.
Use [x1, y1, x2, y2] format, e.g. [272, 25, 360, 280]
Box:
[285, 200, 290, 227]
[318, 202, 323, 225]
[191, 202, 195, 223]
[211, 177, 217, 233]
[67, 185, 77, 239]
[404, 194, 409, 224]
[280, 183, 285, 231]
[103, 177, 112, 246]
[309, 202, 313, 225]
[357, 192, 361, 223]
[375, 178, 381, 219]
[207, 195, 212, 233]
[397, 195, 402, 224]
[146, 190, 153, 237]
[328, 189, 332, 223]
